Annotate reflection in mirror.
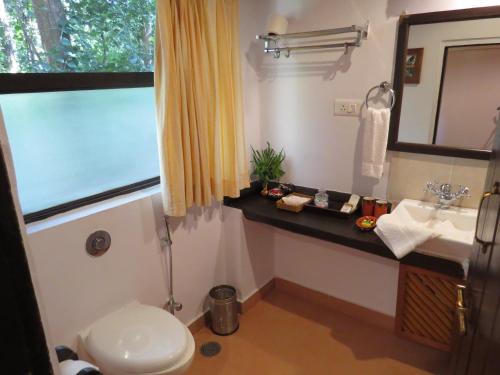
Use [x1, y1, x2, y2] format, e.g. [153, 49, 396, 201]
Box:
[435, 44, 500, 150]
[397, 17, 500, 152]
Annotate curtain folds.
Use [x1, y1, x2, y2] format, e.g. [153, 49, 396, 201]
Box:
[155, 0, 249, 217]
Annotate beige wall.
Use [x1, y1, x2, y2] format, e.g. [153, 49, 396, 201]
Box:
[387, 153, 489, 208]
[436, 46, 500, 149]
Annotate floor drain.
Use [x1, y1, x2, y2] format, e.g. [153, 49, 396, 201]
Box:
[200, 341, 221, 357]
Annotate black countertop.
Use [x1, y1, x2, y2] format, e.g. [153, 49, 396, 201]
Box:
[224, 184, 465, 279]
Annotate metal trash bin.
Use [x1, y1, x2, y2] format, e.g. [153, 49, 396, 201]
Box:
[209, 285, 239, 335]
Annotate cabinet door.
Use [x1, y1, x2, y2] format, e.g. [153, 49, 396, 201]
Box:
[395, 264, 462, 351]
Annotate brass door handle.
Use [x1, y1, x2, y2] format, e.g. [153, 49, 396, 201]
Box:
[456, 285, 467, 336]
[457, 307, 467, 336]
[475, 182, 500, 253]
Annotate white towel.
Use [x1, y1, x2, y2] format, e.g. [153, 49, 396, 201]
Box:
[362, 107, 391, 179]
[374, 213, 439, 259]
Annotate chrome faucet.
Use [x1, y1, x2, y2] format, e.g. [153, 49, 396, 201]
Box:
[424, 182, 470, 209]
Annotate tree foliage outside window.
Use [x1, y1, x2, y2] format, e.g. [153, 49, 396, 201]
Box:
[0, 0, 155, 73]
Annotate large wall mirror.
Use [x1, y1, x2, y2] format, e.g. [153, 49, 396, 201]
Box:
[388, 6, 500, 160]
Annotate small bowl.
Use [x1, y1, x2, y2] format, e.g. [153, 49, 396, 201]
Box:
[356, 216, 377, 231]
[267, 188, 285, 201]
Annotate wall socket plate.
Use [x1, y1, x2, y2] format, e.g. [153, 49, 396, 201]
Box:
[334, 99, 363, 117]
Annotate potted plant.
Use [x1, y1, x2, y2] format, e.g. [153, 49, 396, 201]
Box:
[251, 142, 286, 196]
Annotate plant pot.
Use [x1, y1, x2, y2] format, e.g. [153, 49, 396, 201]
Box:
[260, 183, 269, 196]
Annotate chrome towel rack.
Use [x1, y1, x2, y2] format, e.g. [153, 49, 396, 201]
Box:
[256, 22, 369, 59]
[365, 81, 396, 110]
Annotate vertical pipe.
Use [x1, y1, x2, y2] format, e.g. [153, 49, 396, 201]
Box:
[162, 217, 181, 314]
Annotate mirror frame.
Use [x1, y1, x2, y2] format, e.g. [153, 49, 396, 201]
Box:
[388, 6, 500, 160]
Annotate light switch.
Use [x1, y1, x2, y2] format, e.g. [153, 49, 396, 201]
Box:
[334, 99, 363, 117]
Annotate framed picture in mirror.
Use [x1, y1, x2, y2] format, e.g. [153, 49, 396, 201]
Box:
[405, 48, 423, 84]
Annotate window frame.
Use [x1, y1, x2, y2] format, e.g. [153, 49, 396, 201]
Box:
[0, 72, 160, 223]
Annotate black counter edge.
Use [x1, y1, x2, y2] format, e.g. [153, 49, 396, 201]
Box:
[224, 187, 465, 280]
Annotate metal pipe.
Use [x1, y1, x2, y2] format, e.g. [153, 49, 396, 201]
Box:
[265, 41, 357, 53]
[162, 217, 182, 315]
[256, 25, 364, 40]
[257, 24, 368, 58]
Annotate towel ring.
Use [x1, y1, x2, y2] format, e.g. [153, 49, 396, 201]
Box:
[365, 81, 395, 110]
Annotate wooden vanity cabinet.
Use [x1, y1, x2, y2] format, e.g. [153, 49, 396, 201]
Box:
[395, 264, 463, 351]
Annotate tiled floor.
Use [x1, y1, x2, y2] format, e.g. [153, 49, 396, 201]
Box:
[187, 290, 449, 375]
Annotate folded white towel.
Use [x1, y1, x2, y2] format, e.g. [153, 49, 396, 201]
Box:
[374, 213, 439, 259]
[362, 107, 391, 179]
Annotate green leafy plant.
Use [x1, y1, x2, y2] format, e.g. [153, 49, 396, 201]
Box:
[0, 0, 155, 73]
[251, 142, 285, 192]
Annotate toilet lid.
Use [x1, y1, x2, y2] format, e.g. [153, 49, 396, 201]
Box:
[85, 303, 188, 374]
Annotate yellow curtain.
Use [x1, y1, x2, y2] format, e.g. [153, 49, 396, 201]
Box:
[155, 0, 249, 216]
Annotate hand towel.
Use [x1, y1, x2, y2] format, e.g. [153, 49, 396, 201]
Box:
[362, 107, 391, 179]
[374, 213, 439, 259]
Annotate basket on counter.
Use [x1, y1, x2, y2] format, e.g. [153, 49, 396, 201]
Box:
[276, 193, 314, 213]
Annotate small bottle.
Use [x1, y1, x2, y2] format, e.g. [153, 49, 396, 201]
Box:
[374, 200, 388, 218]
[314, 189, 329, 208]
[362, 197, 376, 216]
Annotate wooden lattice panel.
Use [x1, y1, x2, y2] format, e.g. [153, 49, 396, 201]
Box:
[395, 264, 462, 351]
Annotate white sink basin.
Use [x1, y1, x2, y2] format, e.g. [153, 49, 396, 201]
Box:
[391, 199, 478, 263]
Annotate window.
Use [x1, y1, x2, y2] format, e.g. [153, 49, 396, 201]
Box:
[0, 0, 159, 222]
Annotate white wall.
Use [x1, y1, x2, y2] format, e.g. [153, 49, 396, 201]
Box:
[23, 0, 500, 355]
[25, 0, 272, 351]
[252, 0, 394, 198]
[239, 0, 498, 318]
[27, 191, 274, 349]
[240, 0, 270, 152]
[28, 192, 170, 349]
[222, 207, 276, 300]
[250, 0, 499, 197]
[273, 229, 399, 316]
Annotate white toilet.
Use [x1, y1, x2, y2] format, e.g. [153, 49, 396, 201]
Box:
[79, 302, 195, 375]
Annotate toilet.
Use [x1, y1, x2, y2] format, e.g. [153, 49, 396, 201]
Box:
[79, 302, 195, 375]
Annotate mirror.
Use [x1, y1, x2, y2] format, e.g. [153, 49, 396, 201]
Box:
[388, 6, 500, 160]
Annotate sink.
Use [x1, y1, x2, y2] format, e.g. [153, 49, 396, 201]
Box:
[390, 199, 478, 263]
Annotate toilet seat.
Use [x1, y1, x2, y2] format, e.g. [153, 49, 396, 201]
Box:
[80, 302, 194, 375]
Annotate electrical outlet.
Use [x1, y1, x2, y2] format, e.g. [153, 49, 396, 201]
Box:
[334, 99, 362, 117]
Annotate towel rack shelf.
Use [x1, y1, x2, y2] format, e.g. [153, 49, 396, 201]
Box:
[256, 22, 369, 59]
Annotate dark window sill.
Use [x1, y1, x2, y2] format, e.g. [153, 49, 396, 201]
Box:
[0, 72, 153, 94]
[24, 177, 160, 224]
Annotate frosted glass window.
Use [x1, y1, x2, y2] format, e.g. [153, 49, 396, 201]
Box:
[1, 87, 159, 214]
